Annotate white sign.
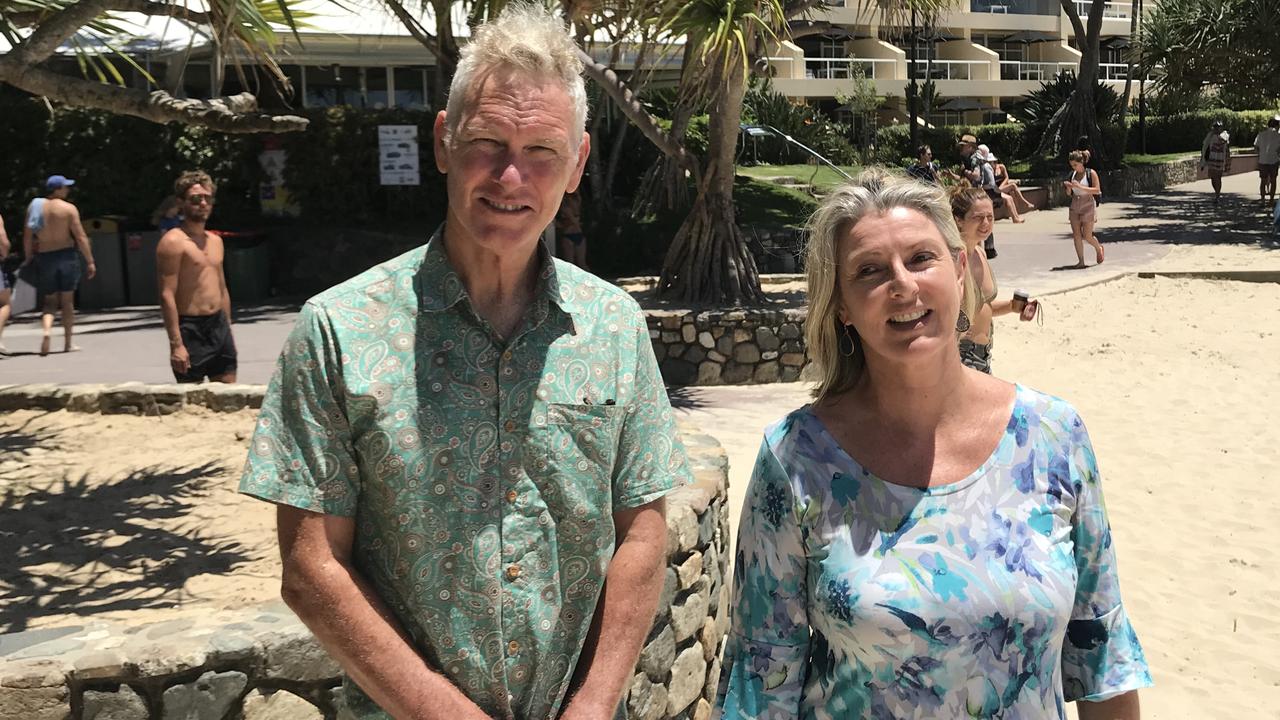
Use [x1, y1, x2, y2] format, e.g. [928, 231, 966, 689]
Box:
[379, 125, 420, 186]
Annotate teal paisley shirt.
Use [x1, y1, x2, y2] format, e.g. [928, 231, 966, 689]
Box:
[717, 386, 1151, 719]
[240, 229, 691, 719]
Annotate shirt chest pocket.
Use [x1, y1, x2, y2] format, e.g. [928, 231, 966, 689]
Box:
[529, 403, 626, 481]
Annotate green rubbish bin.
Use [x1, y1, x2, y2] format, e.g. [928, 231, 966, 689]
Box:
[220, 230, 272, 303]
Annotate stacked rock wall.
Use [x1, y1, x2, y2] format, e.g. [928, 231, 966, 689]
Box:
[0, 387, 732, 720]
[648, 308, 812, 386]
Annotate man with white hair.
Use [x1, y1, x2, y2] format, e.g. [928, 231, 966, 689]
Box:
[239, 4, 691, 719]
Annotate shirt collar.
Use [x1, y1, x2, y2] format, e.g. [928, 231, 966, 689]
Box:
[417, 224, 581, 318]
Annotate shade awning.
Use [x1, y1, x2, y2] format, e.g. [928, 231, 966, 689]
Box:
[1001, 30, 1060, 43]
[906, 28, 962, 42]
[1101, 36, 1132, 49]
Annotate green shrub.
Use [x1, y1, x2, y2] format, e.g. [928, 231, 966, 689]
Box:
[277, 106, 446, 226]
[1125, 109, 1278, 154]
[0, 88, 261, 232]
[741, 87, 859, 166]
[873, 123, 1030, 170]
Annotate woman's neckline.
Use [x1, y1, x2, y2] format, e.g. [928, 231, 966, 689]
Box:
[801, 385, 1022, 496]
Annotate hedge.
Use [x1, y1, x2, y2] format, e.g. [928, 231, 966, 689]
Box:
[874, 123, 1028, 168]
[1124, 109, 1279, 154]
[0, 92, 449, 242]
[872, 107, 1279, 174]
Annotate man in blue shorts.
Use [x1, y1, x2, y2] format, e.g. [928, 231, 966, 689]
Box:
[21, 175, 96, 356]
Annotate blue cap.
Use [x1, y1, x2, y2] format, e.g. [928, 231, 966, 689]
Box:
[46, 175, 75, 191]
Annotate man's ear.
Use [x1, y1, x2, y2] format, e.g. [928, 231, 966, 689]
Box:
[433, 111, 449, 174]
[565, 131, 591, 194]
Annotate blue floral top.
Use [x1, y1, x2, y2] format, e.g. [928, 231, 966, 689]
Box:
[716, 386, 1151, 719]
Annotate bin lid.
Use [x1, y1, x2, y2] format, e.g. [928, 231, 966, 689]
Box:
[84, 217, 121, 233]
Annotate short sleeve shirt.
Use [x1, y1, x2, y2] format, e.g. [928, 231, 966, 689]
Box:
[905, 162, 939, 184]
[1255, 128, 1280, 165]
[240, 228, 692, 720]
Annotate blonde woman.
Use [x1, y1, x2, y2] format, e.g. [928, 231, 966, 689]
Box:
[716, 168, 1150, 719]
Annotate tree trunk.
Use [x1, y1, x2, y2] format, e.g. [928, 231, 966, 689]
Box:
[1118, 0, 1139, 125]
[1056, 0, 1107, 163]
[577, 48, 694, 173]
[0, 62, 307, 132]
[908, 8, 919, 149]
[655, 60, 764, 305]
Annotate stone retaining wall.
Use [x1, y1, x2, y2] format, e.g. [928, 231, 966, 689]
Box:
[0, 386, 732, 720]
[647, 308, 813, 386]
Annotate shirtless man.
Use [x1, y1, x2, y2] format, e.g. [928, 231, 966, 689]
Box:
[156, 171, 236, 383]
[21, 175, 97, 356]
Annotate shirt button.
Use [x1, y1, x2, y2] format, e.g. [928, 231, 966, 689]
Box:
[506, 489, 518, 503]
[504, 420, 516, 432]
[508, 639, 520, 655]
[506, 565, 522, 580]
[502, 350, 513, 361]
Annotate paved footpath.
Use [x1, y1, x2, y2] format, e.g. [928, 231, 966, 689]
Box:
[0, 172, 1270, 390]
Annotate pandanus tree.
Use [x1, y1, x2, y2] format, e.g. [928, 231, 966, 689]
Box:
[1135, 0, 1280, 106]
[1032, 0, 1111, 163]
[649, 0, 784, 304]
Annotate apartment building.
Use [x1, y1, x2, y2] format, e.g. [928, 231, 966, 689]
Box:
[768, 0, 1143, 126]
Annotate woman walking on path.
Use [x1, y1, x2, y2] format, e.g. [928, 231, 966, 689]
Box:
[1065, 150, 1104, 268]
[950, 186, 1038, 374]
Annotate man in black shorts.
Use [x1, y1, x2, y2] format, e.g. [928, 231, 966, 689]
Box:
[156, 170, 237, 382]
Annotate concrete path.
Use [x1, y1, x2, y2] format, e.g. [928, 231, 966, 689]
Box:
[1, 172, 1273, 389]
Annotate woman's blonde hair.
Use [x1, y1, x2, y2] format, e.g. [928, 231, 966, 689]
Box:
[804, 167, 979, 403]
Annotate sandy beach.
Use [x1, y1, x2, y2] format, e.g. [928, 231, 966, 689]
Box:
[2, 239, 1279, 717]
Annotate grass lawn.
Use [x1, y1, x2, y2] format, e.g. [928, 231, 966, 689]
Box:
[738, 164, 862, 193]
[733, 175, 818, 229]
[1123, 151, 1200, 166]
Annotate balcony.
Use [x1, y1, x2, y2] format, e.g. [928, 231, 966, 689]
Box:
[908, 59, 992, 81]
[969, 0, 1062, 14]
[1072, 0, 1131, 18]
[769, 56, 899, 81]
[999, 60, 1078, 80]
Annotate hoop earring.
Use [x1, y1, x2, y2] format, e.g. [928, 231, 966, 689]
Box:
[839, 324, 857, 357]
[956, 310, 971, 333]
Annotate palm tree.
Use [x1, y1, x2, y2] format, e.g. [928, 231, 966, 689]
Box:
[650, 0, 784, 304]
[0, 0, 312, 131]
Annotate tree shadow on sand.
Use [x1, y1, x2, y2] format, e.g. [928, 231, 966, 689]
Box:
[0, 422, 252, 633]
[1101, 188, 1280, 250]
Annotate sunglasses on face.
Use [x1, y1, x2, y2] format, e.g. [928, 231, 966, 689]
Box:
[185, 194, 213, 205]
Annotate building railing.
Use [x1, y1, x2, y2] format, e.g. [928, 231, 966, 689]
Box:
[908, 59, 992, 81]
[766, 56, 898, 80]
[970, 0, 1062, 14]
[1098, 62, 1160, 80]
[1073, 0, 1131, 18]
[999, 60, 1078, 80]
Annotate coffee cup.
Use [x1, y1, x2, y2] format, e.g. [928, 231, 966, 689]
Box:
[1012, 290, 1029, 313]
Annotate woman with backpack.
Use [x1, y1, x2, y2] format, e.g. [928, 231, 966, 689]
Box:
[1064, 150, 1104, 268]
[1203, 127, 1232, 204]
